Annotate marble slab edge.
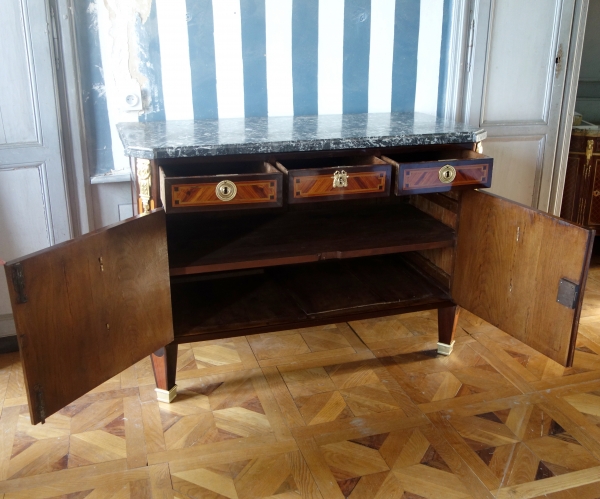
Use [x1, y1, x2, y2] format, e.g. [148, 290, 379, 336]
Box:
[121, 131, 488, 160]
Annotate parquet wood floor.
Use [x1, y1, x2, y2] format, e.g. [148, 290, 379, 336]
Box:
[1, 258, 600, 498]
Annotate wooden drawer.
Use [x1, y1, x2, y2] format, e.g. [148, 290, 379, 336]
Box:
[383, 149, 493, 196]
[275, 155, 391, 204]
[159, 161, 283, 213]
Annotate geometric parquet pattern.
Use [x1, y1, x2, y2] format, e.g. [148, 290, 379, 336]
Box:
[1, 258, 600, 497]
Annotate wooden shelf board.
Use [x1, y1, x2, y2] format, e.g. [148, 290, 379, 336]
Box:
[168, 204, 455, 276]
[171, 254, 451, 340]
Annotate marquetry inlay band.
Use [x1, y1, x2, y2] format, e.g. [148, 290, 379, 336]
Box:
[403, 164, 489, 190]
[171, 180, 277, 208]
[293, 171, 386, 198]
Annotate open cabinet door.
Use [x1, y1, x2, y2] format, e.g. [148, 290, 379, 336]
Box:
[4, 210, 173, 424]
[453, 190, 594, 366]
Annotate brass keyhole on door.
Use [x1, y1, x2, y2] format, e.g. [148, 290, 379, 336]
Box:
[438, 165, 456, 184]
[216, 180, 237, 201]
[594, 190, 600, 198]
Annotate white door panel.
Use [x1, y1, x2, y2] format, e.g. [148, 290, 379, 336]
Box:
[483, 137, 545, 206]
[466, 0, 576, 210]
[0, 0, 38, 145]
[482, 0, 560, 124]
[0, 165, 52, 315]
[0, 0, 71, 323]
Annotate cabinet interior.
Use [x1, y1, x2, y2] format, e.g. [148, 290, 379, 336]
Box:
[160, 160, 277, 178]
[274, 155, 387, 171]
[166, 191, 459, 342]
[381, 148, 486, 164]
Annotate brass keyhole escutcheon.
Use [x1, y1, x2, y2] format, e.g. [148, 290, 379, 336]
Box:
[216, 180, 237, 201]
[594, 190, 600, 198]
[332, 170, 349, 188]
[439, 165, 456, 184]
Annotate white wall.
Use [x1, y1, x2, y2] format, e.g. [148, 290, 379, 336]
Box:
[92, 183, 134, 228]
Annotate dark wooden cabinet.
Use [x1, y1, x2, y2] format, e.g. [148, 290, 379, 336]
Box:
[561, 125, 600, 228]
[4, 128, 596, 426]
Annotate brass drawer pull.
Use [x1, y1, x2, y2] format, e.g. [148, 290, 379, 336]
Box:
[216, 180, 237, 201]
[332, 170, 349, 188]
[439, 165, 456, 184]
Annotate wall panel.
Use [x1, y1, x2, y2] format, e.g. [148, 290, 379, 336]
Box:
[483, 137, 545, 206]
[0, 165, 51, 315]
[482, 0, 560, 124]
[0, 0, 39, 145]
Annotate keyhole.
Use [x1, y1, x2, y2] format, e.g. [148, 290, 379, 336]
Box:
[222, 186, 229, 195]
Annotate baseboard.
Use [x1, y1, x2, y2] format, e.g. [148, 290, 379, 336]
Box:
[0, 315, 18, 353]
[0, 335, 18, 354]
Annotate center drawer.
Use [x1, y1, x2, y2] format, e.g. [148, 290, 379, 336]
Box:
[159, 161, 283, 213]
[275, 155, 391, 204]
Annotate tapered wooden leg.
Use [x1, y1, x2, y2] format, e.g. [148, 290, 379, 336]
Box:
[151, 342, 178, 403]
[437, 305, 460, 356]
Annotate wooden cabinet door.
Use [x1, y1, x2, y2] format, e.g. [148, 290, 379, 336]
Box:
[453, 190, 594, 366]
[3, 210, 173, 424]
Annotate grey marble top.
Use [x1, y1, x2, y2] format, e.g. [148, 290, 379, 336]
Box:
[117, 112, 487, 160]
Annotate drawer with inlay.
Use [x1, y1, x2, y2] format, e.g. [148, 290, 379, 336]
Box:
[382, 149, 493, 196]
[159, 161, 283, 213]
[275, 155, 391, 204]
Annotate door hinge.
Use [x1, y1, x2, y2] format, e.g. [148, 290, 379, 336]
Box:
[11, 264, 27, 304]
[34, 384, 46, 424]
[557, 278, 579, 309]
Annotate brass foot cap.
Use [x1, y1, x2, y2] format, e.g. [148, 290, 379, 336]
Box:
[437, 341, 455, 356]
[155, 385, 177, 403]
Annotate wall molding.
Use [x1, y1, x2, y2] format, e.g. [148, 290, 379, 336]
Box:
[90, 171, 132, 184]
[443, 0, 471, 122]
[53, 0, 94, 236]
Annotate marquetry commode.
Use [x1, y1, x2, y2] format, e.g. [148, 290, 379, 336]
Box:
[4, 113, 595, 425]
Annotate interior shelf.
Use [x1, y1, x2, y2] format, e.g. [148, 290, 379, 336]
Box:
[167, 203, 455, 276]
[171, 253, 452, 340]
